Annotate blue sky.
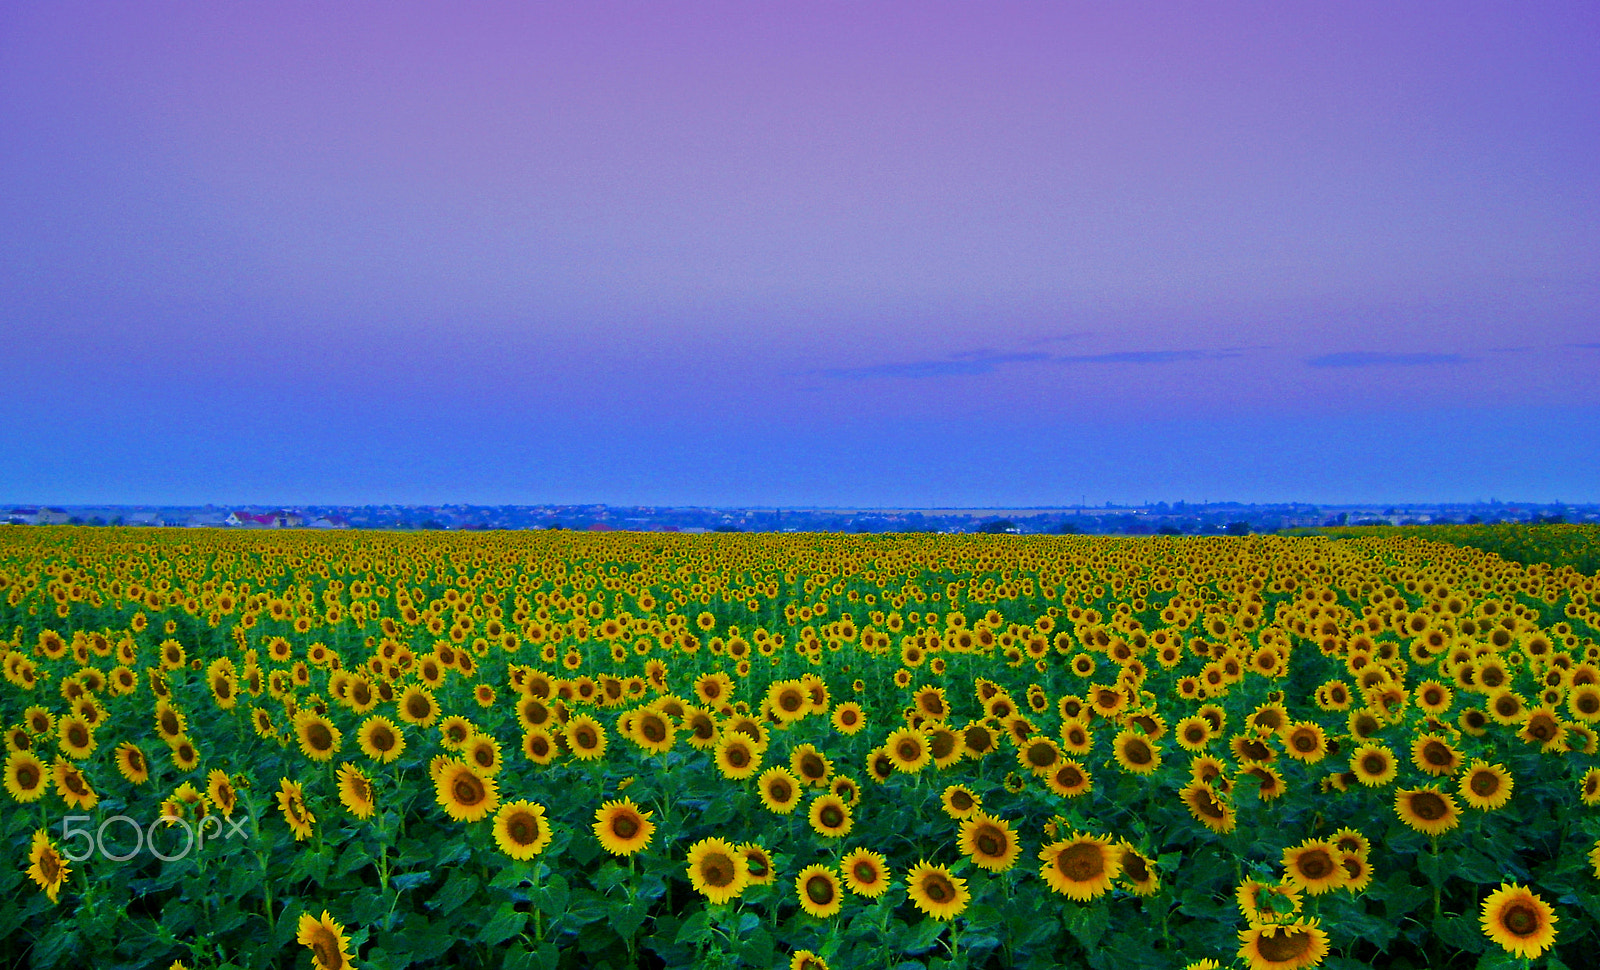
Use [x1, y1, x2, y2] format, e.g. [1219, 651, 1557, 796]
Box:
[2, 1, 1596, 506]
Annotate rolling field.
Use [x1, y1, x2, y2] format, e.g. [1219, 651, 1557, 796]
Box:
[2, 527, 1598, 970]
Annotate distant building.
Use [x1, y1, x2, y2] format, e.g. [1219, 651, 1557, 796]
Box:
[309, 515, 350, 529]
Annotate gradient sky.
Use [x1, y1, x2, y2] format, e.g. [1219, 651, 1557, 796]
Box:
[2, 2, 1596, 507]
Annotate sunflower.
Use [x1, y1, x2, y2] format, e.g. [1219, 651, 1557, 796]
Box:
[6, 750, 49, 803]
[961, 721, 999, 759]
[940, 784, 981, 819]
[831, 775, 860, 807]
[110, 742, 150, 785]
[1236, 878, 1303, 924]
[1338, 850, 1373, 892]
[594, 797, 654, 855]
[335, 763, 376, 819]
[1017, 736, 1063, 777]
[169, 736, 201, 772]
[1281, 839, 1345, 895]
[1059, 718, 1093, 754]
[739, 842, 774, 885]
[758, 767, 803, 814]
[295, 712, 343, 762]
[913, 685, 949, 722]
[1576, 768, 1600, 807]
[808, 792, 853, 839]
[790, 952, 828, 970]
[885, 729, 930, 773]
[1486, 689, 1526, 725]
[53, 759, 98, 809]
[154, 701, 188, 743]
[957, 811, 1020, 872]
[56, 715, 96, 760]
[1349, 744, 1397, 787]
[841, 847, 890, 898]
[1047, 759, 1094, 798]
[866, 747, 895, 783]
[795, 864, 844, 919]
[1239, 762, 1285, 802]
[484, 799, 553, 860]
[396, 685, 440, 727]
[434, 759, 499, 823]
[26, 829, 69, 903]
[252, 707, 277, 740]
[207, 769, 237, 817]
[358, 716, 405, 764]
[790, 744, 833, 787]
[1175, 715, 1212, 752]
[1281, 722, 1326, 763]
[1237, 918, 1330, 970]
[463, 733, 503, 776]
[1479, 882, 1558, 958]
[686, 837, 748, 904]
[520, 727, 556, 765]
[905, 860, 969, 920]
[1395, 784, 1459, 838]
[566, 715, 608, 762]
[297, 910, 355, 970]
[1113, 730, 1162, 775]
[438, 715, 475, 750]
[1416, 679, 1454, 715]
[714, 733, 761, 780]
[1117, 843, 1159, 896]
[278, 777, 316, 840]
[831, 701, 866, 735]
[1039, 832, 1120, 901]
[631, 709, 675, 754]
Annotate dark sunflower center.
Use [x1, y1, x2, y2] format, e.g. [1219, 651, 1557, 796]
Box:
[1059, 843, 1104, 881]
[371, 728, 394, 751]
[820, 806, 844, 828]
[1297, 850, 1334, 879]
[853, 862, 877, 883]
[1362, 755, 1386, 776]
[897, 741, 920, 761]
[1411, 792, 1448, 820]
[1257, 930, 1312, 962]
[1292, 732, 1316, 752]
[642, 719, 666, 742]
[1503, 903, 1538, 936]
[805, 876, 834, 904]
[1124, 741, 1152, 765]
[613, 815, 639, 839]
[800, 754, 824, 778]
[307, 724, 333, 750]
[453, 776, 484, 805]
[311, 928, 345, 970]
[924, 877, 950, 901]
[977, 831, 1003, 856]
[703, 854, 734, 887]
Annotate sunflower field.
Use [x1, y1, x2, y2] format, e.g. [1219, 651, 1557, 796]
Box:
[2, 526, 1599, 970]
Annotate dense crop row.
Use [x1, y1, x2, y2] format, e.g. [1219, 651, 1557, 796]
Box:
[2, 527, 1599, 969]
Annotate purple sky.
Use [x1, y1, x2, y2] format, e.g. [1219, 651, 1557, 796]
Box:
[2, 1, 1596, 507]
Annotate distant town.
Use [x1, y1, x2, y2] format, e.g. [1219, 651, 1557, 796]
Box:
[2, 501, 1594, 535]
